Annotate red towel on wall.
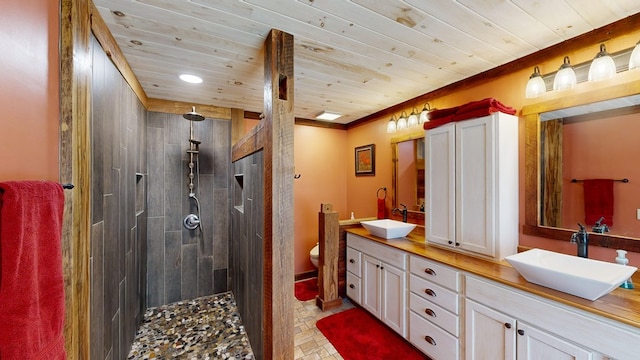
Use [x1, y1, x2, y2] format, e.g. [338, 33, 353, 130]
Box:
[0, 181, 67, 360]
[377, 198, 386, 219]
[583, 179, 614, 227]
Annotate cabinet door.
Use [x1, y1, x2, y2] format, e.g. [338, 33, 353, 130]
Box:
[381, 262, 406, 337]
[456, 116, 495, 257]
[516, 323, 592, 360]
[465, 299, 516, 360]
[426, 123, 455, 247]
[362, 254, 381, 318]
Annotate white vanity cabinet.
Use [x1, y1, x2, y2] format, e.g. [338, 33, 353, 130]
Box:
[408, 255, 461, 360]
[465, 275, 640, 360]
[346, 233, 408, 337]
[425, 112, 518, 260]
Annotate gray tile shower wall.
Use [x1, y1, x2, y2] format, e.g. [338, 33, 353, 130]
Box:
[146, 111, 231, 308]
[89, 35, 148, 360]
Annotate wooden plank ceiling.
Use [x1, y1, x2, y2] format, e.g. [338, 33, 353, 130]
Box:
[92, 0, 640, 124]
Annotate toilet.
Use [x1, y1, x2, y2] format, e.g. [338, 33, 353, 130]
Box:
[310, 243, 319, 268]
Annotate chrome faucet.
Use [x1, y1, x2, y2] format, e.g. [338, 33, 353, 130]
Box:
[392, 203, 408, 223]
[570, 223, 589, 258]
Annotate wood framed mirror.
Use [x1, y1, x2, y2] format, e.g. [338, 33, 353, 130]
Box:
[391, 130, 425, 219]
[522, 70, 640, 253]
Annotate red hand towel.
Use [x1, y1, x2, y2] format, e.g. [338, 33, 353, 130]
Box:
[0, 181, 67, 360]
[377, 198, 386, 219]
[583, 179, 614, 227]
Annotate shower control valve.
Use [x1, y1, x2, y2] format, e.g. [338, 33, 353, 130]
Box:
[183, 214, 200, 230]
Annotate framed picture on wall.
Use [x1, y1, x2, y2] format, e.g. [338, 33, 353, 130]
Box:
[355, 144, 375, 176]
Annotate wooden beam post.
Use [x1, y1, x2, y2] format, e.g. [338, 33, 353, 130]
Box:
[61, 0, 91, 358]
[262, 29, 295, 359]
[317, 204, 343, 311]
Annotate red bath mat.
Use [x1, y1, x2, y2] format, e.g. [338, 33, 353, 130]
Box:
[294, 278, 318, 301]
[316, 307, 428, 360]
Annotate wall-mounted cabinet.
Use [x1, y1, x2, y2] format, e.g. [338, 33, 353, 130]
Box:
[425, 112, 518, 260]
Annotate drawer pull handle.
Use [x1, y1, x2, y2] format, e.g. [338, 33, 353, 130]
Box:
[504, 323, 511, 329]
[424, 336, 436, 346]
[424, 268, 436, 276]
[349, 284, 355, 289]
[424, 308, 436, 317]
[424, 288, 436, 297]
[517, 329, 525, 336]
[376, 264, 380, 268]
[349, 259, 355, 264]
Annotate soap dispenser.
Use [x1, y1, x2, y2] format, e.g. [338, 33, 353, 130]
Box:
[615, 250, 634, 289]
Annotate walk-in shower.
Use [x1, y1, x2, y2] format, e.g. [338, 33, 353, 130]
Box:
[183, 106, 205, 231]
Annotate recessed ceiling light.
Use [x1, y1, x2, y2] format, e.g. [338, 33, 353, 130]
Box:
[179, 74, 203, 84]
[315, 111, 342, 121]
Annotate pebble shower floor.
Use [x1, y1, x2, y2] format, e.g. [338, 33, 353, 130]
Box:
[127, 292, 254, 359]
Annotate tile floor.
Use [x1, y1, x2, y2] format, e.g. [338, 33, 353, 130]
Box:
[293, 295, 354, 360]
[127, 286, 354, 359]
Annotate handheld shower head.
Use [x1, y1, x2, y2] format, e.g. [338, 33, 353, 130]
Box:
[183, 106, 205, 121]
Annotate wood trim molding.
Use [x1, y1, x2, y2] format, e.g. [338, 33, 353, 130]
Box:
[60, 0, 91, 358]
[146, 98, 231, 119]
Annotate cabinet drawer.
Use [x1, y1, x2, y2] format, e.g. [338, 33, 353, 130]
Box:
[410, 255, 459, 291]
[346, 247, 361, 277]
[410, 274, 458, 314]
[410, 311, 459, 360]
[410, 292, 459, 336]
[346, 271, 361, 304]
[347, 233, 407, 270]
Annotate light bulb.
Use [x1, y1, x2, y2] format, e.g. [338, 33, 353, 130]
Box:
[553, 56, 576, 91]
[525, 66, 546, 98]
[588, 44, 616, 82]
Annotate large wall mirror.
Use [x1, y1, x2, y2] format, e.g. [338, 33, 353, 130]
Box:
[523, 72, 640, 252]
[391, 131, 425, 215]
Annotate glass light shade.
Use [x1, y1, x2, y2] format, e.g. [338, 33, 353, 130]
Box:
[553, 56, 577, 91]
[419, 104, 431, 124]
[525, 66, 546, 98]
[407, 108, 419, 127]
[386, 117, 397, 133]
[628, 41, 640, 70]
[588, 44, 616, 81]
[396, 113, 408, 130]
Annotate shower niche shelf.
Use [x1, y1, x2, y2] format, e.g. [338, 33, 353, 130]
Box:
[234, 173, 244, 213]
[135, 173, 144, 216]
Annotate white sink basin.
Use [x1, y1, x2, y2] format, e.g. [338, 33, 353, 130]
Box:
[360, 219, 416, 239]
[505, 249, 637, 301]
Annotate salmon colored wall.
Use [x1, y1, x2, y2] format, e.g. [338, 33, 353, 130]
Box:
[345, 28, 640, 267]
[294, 125, 347, 273]
[0, 0, 59, 181]
[560, 113, 640, 236]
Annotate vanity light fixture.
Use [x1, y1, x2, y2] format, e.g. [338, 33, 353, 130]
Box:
[396, 111, 408, 130]
[419, 103, 431, 124]
[588, 44, 616, 81]
[629, 40, 640, 70]
[386, 115, 398, 133]
[525, 66, 546, 98]
[315, 111, 342, 121]
[407, 107, 419, 127]
[553, 56, 577, 91]
[179, 74, 203, 84]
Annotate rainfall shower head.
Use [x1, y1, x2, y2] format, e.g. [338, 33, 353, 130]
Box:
[183, 106, 205, 122]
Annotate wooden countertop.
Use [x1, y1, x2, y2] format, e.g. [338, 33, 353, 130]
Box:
[346, 227, 640, 330]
